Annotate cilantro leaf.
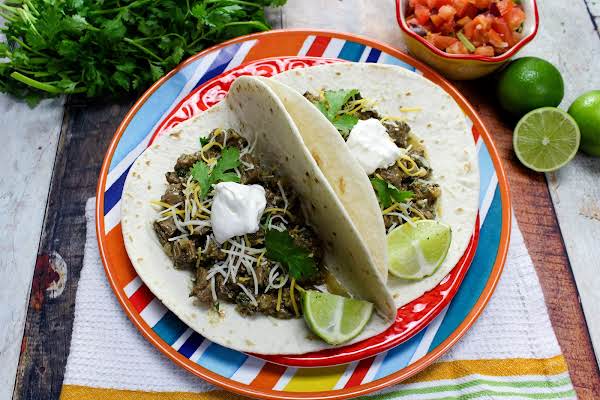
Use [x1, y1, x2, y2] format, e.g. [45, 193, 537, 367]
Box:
[265, 229, 318, 281]
[370, 177, 392, 209]
[323, 89, 359, 119]
[370, 177, 413, 209]
[191, 161, 211, 199]
[191, 146, 240, 198]
[210, 147, 240, 183]
[199, 136, 210, 147]
[309, 89, 360, 137]
[333, 114, 359, 137]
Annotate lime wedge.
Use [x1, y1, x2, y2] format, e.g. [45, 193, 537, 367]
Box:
[302, 290, 373, 345]
[513, 107, 580, 172]
[387, 220, 451, 280]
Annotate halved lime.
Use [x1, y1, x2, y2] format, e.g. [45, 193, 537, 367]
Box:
[387, 220, 451, 280]
[302, 290, 373, 345]
[513, 107, 580, 172]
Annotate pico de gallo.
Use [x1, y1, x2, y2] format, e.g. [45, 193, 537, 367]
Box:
[405, 0, 526, 56]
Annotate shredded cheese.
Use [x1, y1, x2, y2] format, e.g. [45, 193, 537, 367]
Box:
[237, 283, 258, 307]
[276, 286, 283, 312]
[399, 107, 422, 112]
[290, 278, 299, 317]
[264, 207, 293, 218]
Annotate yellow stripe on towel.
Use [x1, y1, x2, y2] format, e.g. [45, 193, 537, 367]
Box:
[60, 386, 246, 400]
[406, 355, 569, 383]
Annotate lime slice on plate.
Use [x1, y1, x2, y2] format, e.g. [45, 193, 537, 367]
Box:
[302, 290, 373, 345]
[513, 107, 580, 172]
[387, 220, 452, 280]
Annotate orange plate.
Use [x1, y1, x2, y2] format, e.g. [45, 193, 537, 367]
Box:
[96, 30, 511, 399]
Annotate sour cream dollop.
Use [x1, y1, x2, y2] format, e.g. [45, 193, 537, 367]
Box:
[346, 118, 402, 175]
[211, 182, 267, 244]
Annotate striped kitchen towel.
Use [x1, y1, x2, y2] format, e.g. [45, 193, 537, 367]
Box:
[59, 198, 575, 400]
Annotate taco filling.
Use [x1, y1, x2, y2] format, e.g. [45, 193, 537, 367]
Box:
[304, 90, 440, 232]
[153, 128, 326, 319]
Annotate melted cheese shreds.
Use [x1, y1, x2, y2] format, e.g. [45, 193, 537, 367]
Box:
[237, 283, 258, 307]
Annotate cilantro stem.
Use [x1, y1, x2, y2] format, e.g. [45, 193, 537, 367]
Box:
[218, 21, 270, 31]
[11, 37, 46, 58]
[205, 0, 263, 7]
[123, 38, 163, 62]
[10, 72, 62, 94]
[90, 0, 153, 14]
[10, 72, 86, 94]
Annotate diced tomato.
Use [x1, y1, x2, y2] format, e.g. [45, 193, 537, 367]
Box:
[463, 3, 479, 18]
[452, 0, 469, 16]
[440, 18, 456, 34]
[456, 16, 472, 26]
[487, 29, 508, 48]
[471, 0, 492, 9]
[446, 41, 469, 54]
[434, 0, 453, 7]
[463, 19, 477, 39]
[496, 0, 514, 16]
[430, 14, 445, 28]
[415, 4, 431, 25]
[472, 13, 493, 30]
[438, 5, 457, 21]
[492, 17, 517, 46]
[427, 33, 459, 49]
[474, 45, 495, 56]
[505, 7, 526, 30]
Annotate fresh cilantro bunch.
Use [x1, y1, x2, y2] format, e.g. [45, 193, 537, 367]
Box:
[310, 89, 360, 137]
[191, 146, 240, 198]
[370, 177, 413, 209]
[0, 0, 286, 106]
[265, 229, 318, 281]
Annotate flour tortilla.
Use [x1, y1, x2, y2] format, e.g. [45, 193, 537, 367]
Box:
[121, 76, 395, 355]
[269, 63, 480, 308]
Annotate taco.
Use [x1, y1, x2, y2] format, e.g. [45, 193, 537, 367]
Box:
[261, 63, 479, 307]
[121, 76, 396, 355]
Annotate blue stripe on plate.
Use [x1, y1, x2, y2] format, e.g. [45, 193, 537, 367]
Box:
[196, 342, 248, 378]
[179, 332, 204, 359]
[365, 48, 382, 63]
[478, 144, 495, 207]
[378, 53, 417, 71]
[374, 330, 426, 380]
[103, 165, 131, 215]
[108, 59, 205, 171]
[428, 187, 502, 351]
[193, 42, 243, 90]
[338, 42, 366, 62]
[153, 312, 189, 346]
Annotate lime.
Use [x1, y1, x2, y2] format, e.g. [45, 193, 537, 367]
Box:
[302, 290, 373, 345]
[513, 107, 580, 172]
[387, 220, 451, 280]
[497, 57, 564, 116]
[568, 90, 600, 157]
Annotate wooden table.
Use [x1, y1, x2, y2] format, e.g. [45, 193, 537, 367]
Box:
[2, 1, 600, 399]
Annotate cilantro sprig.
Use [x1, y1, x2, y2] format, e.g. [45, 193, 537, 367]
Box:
[265, 229, 318, 281]
[191, 146, 240, 198]
[370, 177, 413, 209]
[310, 89, 360, 137]
[0, 0, 286, 106]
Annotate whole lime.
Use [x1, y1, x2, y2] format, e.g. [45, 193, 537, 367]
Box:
[497, 57, 564, 116]
[568, 90, 600, 156]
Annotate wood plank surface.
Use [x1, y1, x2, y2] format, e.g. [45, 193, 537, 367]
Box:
[12, 97, 134, 400]
[0, 97, 64, 400]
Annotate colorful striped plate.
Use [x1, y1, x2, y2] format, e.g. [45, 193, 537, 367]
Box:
[96, 30, 511, 399]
